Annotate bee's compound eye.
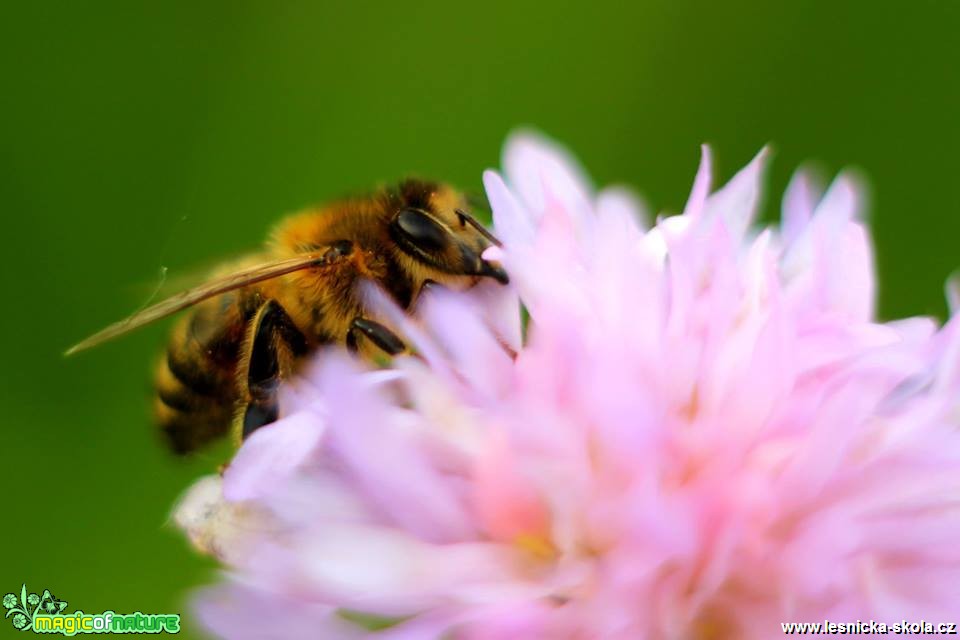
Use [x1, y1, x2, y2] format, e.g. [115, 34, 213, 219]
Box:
[395, 208, 447, 253]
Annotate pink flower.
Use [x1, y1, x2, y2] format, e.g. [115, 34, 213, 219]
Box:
[175, 133, 960, 639]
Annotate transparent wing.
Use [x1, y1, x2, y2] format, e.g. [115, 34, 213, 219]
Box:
[65, 252, 326, 355]
[122, 252, 240, 302]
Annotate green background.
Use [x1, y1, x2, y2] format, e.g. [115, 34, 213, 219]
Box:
[1, 1, 958, 637]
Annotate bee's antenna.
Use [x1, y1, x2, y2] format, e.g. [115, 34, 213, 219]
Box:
[455, 208, 502, 248]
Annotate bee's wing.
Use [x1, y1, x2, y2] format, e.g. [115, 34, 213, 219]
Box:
[65, 252, 325, 356]
[122, 252, 240, 301]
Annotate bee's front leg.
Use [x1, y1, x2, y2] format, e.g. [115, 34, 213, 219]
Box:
[346, 317, 405, 356]
[236, 299, 307, 441]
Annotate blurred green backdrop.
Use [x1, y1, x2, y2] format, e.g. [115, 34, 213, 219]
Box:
[1, 0, 958, 637]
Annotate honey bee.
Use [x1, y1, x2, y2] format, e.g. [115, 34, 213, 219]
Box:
[67, 180, 508, 454]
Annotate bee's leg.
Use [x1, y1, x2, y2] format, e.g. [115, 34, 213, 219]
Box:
[237, 300, 307, 440]
[347, 317, 405, 356]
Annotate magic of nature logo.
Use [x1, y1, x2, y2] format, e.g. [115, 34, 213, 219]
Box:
[3, 585, 180, 635]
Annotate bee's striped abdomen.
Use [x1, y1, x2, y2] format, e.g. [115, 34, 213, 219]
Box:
[153, 292, 252, 454]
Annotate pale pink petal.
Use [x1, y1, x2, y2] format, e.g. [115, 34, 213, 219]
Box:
[596, 185, 650, 230]
[193, 583, 363, 640]
[946, 275, 960, 314]
[682, 144, 712, 218]
[502, 130, 593, 226]
[418, 286, 515, 397]
[472, 431, 551, 543]
[483, 169, 535, 248]
[222, 410, 327, 502]
[781, 169, 820, 245]
[248, 526, 517, 613]
[320, 362, 478, 542]
[702, 146, 769, 240]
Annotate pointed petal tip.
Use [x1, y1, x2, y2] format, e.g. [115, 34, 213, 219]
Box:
[694, 144, 773, 236]
[946, 273, 960, 315]
[833, 168, 871, 220]
[742, 144, 774, 180]
[683, 144, 714, 217]
[816, 169, 869, 225]
[782, 166, 823, 243]
[746, 144, 773, 174]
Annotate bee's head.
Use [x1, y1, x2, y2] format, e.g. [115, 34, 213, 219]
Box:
[388, 180, 508, 285]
